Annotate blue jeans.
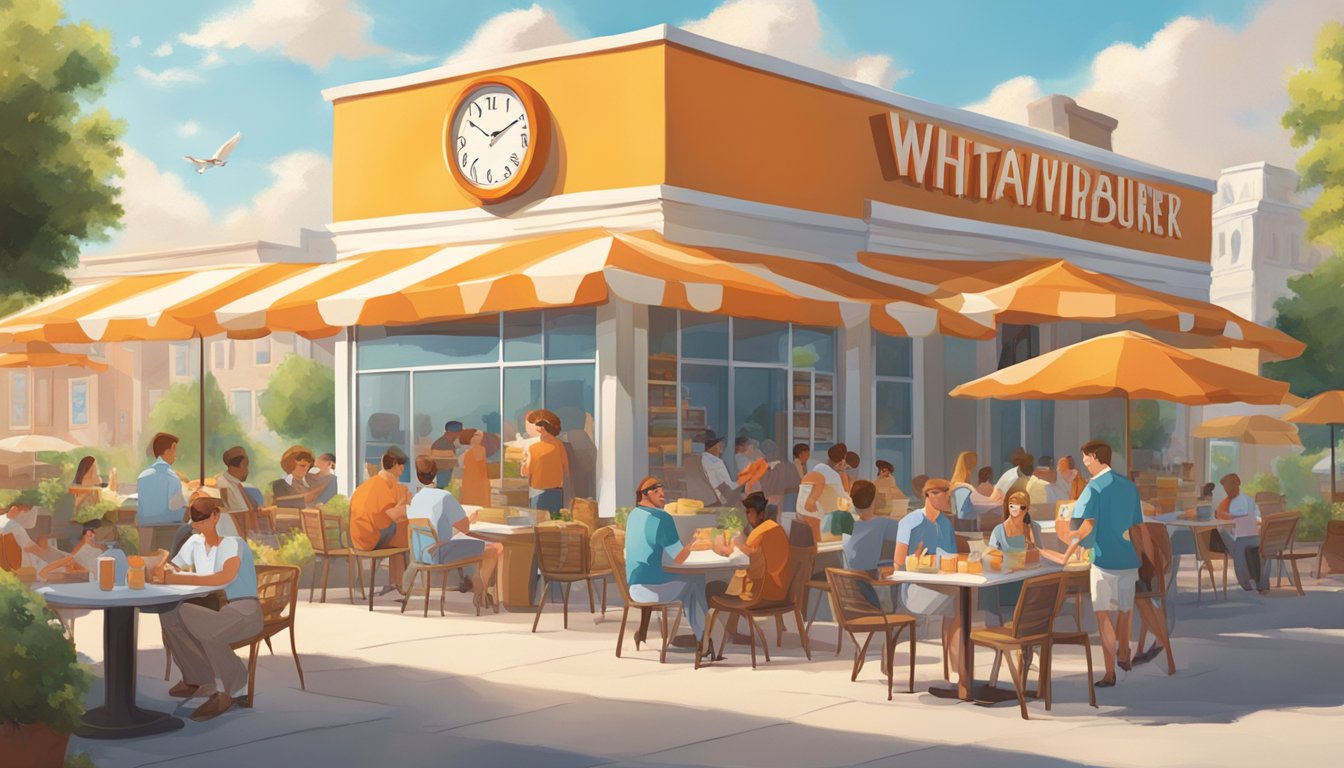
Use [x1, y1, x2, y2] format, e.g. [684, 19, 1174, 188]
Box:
[629, 574, 709, 640]
[531, 488, 564, 519]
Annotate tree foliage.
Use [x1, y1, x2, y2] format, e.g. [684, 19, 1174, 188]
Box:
[0, 0, 124, 302]
[145, 373, 261, 479]
[1265, 256, 1344, 451]
[259, 355, 335, 454]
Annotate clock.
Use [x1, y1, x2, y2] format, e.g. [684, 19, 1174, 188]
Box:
[444, 76, 549, 203]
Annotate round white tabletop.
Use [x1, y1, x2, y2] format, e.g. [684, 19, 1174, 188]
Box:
[35, 582, 218, 610]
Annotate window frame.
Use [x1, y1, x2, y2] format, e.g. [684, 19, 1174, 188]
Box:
[69, 378, 90, 427]
[10, 371, 30, 429]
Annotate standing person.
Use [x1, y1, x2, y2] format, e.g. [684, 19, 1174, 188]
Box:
[457, 429, 491, 507]
[431, 421, 462, 487]
[350, 448, 412, 594]
[893, 478, 962, 677]
[1054, 456, 1088, 501]
[151, 496, 260, 722]
[993, 448, 1035, 498]
[405, 456, 501, 610]
[801, 444, 849, 514]
[699, 431, 739, 506]
[521, 409, 570, 519]
[1214, 473, 1265, 592]
[137, 432, 196, 553]
[843, 451, 861, 493]
[625, 476, 715, 657]
[792, 444, 811, 483]
[1061, 440, 1142, 688]
[733, 437, 755, 477]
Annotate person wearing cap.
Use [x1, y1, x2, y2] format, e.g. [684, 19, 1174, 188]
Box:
[893, 477, 962, 676]
[151, 496, 260, 722]
[699, 430, 738, 506]
[625, 476, 716, 658]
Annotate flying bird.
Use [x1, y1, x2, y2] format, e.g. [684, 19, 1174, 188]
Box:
[185, 131, 241, 174]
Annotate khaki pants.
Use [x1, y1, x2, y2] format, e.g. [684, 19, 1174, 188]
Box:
[161, 598, 263, 696]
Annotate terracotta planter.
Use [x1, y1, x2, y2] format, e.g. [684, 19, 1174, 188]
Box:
[0, 721, 71, 768]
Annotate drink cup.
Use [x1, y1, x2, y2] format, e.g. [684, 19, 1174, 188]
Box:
[98, 557, 116, 591]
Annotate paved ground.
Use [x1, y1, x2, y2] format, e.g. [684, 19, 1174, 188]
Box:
[64, 564, 1344, 768]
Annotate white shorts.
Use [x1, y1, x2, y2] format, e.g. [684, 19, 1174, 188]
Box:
[1090, 566, 1138, 612]
[900, 583, 957, 617]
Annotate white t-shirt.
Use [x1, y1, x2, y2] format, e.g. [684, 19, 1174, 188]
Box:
[994, 467, 1024, 497]
[0, 515, 33, 549]
[702, 453, 734, 500]
[172, 533, 257, 601]
[1227, 493, 1260, 539]
[811, 463, 844, 494]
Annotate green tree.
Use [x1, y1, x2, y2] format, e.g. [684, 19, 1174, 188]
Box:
[145, 373, 260, 479]
[1265, 257, 1344, 451]
[0, 0, 124, 306]
[1128, 399, 1175, 452]
[1285, 22, 1344, 250]
[259, 356, 335, 453]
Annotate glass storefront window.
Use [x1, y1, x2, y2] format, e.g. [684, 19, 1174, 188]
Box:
[733, 319, 787, 364]
[545, 308, 597, 360]
[357, 317, 499, 369]
[792, 326, 835, 372]
[874, 333, 915, 493]
[503, 366, 542, 480]
[357, 372, 409, 482]
[504, 311, 543, 362]
[876, 334, 912, 378]
[412, 367, 501, 465]
[876, 437, 914, 499]
[735, 367, 787, 463]
[681, 363, 728, 456]
[649, 307, 677, 357]
[546, 364, 598, 499]
[875, 380, 913, 436]
[681, 312, 728, 360]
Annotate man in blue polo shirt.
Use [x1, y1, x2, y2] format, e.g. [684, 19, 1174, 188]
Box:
[894, 477, 961, 677]
[1064, 439, 1142, 688]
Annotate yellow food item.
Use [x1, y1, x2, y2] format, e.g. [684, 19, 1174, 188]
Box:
[664, 502, 681, 515]
[475, 508, 508, 524]
[939, 554, 961, 573]
[984, 549, 1003, 571]
[965, 560, 983, 574]
[675, 498, 704, 512]
[956, 560, 970, 573]
[692, 528, 715, 547]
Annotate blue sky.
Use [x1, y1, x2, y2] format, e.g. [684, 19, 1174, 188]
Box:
[55, 0, 1312, 252]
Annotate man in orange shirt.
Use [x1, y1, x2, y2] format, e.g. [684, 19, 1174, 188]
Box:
[350, 448, 411, 595]
[710, 492, 791, 651]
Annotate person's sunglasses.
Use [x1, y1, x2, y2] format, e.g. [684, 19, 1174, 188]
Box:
[638, 483, 664, 496]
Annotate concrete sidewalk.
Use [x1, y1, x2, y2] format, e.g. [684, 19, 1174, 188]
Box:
[66, 568, 1344, 768]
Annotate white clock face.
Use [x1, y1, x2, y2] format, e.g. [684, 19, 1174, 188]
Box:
[450, 84, 531, 190]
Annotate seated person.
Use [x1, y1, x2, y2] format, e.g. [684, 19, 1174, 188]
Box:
[984, 491, 1044, 612]
[842, 481, 900, 575]
[274, 446, 318, 509]
[625, 477, 716, 654]
[151, 496, 260, 722]
[309, 453, 339, 505]
[710, 492, 791, 648]
[893, 477, 961, 678]
[2, 498, 64, 569]
[1214, 473, 1264, 592]
[215, 446, 259, 530]
[873, 460, 906, 508]
[41, 521, 168, 580]
[404, 456, 501, 611]
[137, 432, 197, 552]
[350, 448, 412, 594]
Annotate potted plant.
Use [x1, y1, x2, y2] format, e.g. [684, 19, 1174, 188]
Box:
[0, 572, 91, 768]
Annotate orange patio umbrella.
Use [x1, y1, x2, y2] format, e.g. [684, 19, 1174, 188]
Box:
[1284, 390, 1344, 498]
[1192, 414, 1301, 446]
[0, 342, 108, 372]
[949, 331, 1291, 470]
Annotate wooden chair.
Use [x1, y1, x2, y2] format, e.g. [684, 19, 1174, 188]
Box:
[1133, 522, 1177, 675]
[232, 564, 304, 708]
[299, 508, 363, 604]
[969, 572, 1066, 720]
[531, 522, 610, 632]
[704, 545, 814, 669]
[402, 518, 490, 617]
[1316, 519, 1344, 579]
[1043, 619, 1097, 710]
[1255, 492, 1286, 517]
[596, 527, 682, 663]
[351, 543, 409, 612]
[1191, 527, 1229, 602]
[825, 568, 917, 700]
[1258, 510, 1310, 596]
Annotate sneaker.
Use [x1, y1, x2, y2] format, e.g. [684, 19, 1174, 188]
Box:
[168, 681, 203, 699]
[190, 692, 235, 722]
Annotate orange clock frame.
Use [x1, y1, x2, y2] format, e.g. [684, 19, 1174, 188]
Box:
[443, 76, 551, 204]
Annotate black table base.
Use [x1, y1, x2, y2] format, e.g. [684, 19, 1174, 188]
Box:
[75, 606, 184, 739]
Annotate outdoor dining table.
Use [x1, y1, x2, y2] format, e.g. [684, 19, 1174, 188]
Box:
[664, 547, 750, 572]
[36, 581, 218, 739]
[468, 520, 537, 610]
[884, 561, 1065, 704]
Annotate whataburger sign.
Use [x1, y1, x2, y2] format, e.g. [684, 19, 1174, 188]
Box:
[885, 113, 1184, 241]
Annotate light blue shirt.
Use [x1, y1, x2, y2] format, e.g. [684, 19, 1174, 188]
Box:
[172, 534, 257, 602]
[1074, 469, 1142, 570]
[625, 505, 683, 586]
[136, 458, 185, 526]
[408, 487, 468, 564]
[842, 516, 901, 572]
[896, 510, 956, 558]
[988, 520, 1044, 552]
[950, 486, 976, 521]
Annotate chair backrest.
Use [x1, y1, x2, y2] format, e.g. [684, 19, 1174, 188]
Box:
[595, 527, 631, 601]
[785, 545, 816, 606]
[255, 564, 300, 624]
[1255, 492, 1286, 517]
[407, 517, 439, 565]
[825, 567, 883, 627]
[0, 534, 19, 572]
[535, 522, 591, 577]
[1008, 572, 1065, 639]
[1191, 526, 1222, 562]
[1134, 521, 1173, 595]
[299, 508, 329, 552]
[1320, 520, 1344, 575]
[1258, 510, 1299, 558]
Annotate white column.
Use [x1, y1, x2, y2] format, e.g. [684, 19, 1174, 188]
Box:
[334, 328, 354, 497]
[916, 335, 942, 477]
[840, 322, 873, 471]
[596, 299, 645, 515]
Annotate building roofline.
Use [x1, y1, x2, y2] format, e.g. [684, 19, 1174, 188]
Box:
[322, 25, 1214, 194]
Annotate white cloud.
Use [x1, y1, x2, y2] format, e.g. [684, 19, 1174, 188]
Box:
[442, 4, 575, 68]
[128, 36, 142, 49]
[153, 42, 173, 57]
[134, 65, 204, 87]
[963, 0, 1344, 178]
[180, 0, 389, 70]
[201, 50, 225, 68]
[104, 146, 332, 254]
[177, 121, 199, 138]
[683, 0, 905, 88]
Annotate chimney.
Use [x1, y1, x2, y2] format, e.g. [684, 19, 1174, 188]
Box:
[1027, 94, 1118, 151]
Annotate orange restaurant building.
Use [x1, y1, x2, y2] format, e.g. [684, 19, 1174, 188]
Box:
[306, 25, 1223, 511]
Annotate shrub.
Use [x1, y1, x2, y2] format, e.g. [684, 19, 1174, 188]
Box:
[248, 531, 315, 569]
[1295, 500, 1344, 541]
[614, 506, 632, 530]
[0, 572, 91, 733]
[715, 508, 745, 534]
[1274, 451, 1326, 508]
[1243, 472, 1281, 496]
[73, 498, 120, 526]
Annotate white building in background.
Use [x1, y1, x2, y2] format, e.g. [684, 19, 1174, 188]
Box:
[1210, 162, 1325, 325]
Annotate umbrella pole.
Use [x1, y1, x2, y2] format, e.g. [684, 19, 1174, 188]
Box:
[1125, 396, 1132, 478]
[199, 334, 206, 484]
[1332, 424, 1337, 501]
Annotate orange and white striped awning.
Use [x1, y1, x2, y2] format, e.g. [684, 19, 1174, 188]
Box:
[858, 253, 1305, 360]
[0, 230, 991, 344]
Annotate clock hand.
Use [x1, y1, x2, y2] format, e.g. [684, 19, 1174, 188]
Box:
[489, 118, 522, 146]
[468, 120, 490, 138]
